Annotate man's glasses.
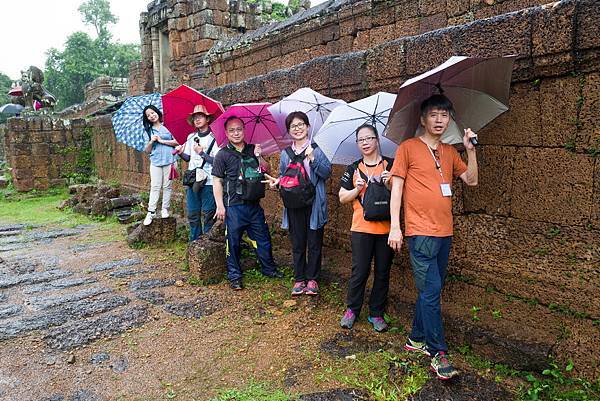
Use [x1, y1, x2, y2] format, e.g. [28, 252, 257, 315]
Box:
[227, 128, 244, 133]
[289, 122, 306, 131]
[356, 136, 377, 144]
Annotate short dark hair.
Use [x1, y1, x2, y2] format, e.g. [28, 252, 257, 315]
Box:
[355, 123, 379, 139]
[285, 111, 310, 132]
[420, 94, 454, 118]
[142, 105, 163, 134]
[224, 115, 244, 129]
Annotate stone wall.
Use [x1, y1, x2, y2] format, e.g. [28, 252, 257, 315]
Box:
[3, 117, 90, 192]
[90, 114, 186, 204]
[90, 115, 150, 193]
[0, 125, 6, 167]
[129, 0, 553, 94]
[133, 0, 268, 93]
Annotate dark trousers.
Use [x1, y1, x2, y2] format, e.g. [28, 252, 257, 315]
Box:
[346, 231, 394, 318]
[287, 206, 324, 282]
[225, 203, 278, 281]
[407, 235, 452, 356]
[186, 184, 216, 241]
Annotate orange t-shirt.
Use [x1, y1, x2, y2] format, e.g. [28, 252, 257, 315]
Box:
[340, 158, 393, 235]
[390, 138, 467, 237]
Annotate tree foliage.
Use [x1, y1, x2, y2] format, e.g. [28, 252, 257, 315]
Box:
[78, 0, 118, 38]
[0, 72, 12, 123]
[44, 1, 139, 110]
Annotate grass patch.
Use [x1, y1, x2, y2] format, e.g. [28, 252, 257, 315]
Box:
[208, 381, 297, 401]
[318, 350, 429, 401]
[0, 187, 120, 231]
[517, 361, 600, 401]
[457, 345, 600, 400]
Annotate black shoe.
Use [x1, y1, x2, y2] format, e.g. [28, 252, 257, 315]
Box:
[230, 279, 243, 290]
[263, 270, 283, 279]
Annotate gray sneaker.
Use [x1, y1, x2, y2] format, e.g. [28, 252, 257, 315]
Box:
[367, 316, 388, 332]
[340, 309, 356, 329]
[430, 352, 459, 380]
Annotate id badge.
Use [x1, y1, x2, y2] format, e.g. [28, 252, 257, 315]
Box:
[440, 183, 452, 197]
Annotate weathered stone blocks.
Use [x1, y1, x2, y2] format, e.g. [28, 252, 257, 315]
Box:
[478, 82, 543, 147]
[510, 148, 594, 225]
[187, 223, 226, 282]
[127, 218, 177, 246]
[462, 145, 514, 216]
[539, 76, 580, 147]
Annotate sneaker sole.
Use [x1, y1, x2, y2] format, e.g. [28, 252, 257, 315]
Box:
[404, 344, 431, 357]
[304, 291, 318, 296]
[430, 366, 459, 380]
[291, 291, 304, 296]
[340, 323, 353, 329]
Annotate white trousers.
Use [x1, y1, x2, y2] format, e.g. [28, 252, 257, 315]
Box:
[148, 164, 172, 212]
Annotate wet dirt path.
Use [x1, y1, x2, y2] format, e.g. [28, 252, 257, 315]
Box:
[0, 223, 516, 401]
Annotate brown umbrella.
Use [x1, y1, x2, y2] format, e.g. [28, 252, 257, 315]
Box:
[384, 55, 516, 145]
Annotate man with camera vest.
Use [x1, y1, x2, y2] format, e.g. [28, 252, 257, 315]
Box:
[212, 116, 283, 290]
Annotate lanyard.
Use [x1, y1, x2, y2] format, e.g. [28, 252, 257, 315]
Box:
[426, 144, 445, 181]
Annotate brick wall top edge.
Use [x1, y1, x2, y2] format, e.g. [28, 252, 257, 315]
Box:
[201, 1, 598, 97]
[204, 0, 552, 60]
[206, 0, 358, 56]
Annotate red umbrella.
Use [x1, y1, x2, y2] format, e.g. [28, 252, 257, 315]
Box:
[162, 84, 225, 144]
[8, 86, 23, 97]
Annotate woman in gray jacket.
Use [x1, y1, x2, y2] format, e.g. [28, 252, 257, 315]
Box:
[264, 111, 332, 296]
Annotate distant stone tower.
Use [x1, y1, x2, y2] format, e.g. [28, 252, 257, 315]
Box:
[129, 0, 266, 95]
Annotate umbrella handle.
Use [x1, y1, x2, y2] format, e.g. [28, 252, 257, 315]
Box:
[470, 137, 478, 146]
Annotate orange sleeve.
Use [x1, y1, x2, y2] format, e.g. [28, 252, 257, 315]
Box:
[390, 142, 409, 178]
[451, 146, 468, 178]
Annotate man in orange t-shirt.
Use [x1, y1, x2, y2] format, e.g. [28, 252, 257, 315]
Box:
[388, 94, 479, 380]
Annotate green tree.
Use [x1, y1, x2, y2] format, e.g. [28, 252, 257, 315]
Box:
[45, 32, 103, 107]
[270, 2, 290, 21]
[44, 1, 140, 110]
[0, 72, 13, 123]
[78, 0, 118, 38]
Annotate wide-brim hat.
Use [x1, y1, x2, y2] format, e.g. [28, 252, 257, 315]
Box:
[187, 104, 213, 126]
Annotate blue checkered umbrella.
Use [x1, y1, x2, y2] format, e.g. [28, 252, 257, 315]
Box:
[111, 93, 162, 152]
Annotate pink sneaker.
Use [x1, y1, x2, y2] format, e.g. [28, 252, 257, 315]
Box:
[291, 281, 306, 296]
[305, 280, 319, 296]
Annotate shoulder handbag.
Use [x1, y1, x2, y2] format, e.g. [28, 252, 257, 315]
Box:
[182, 138, 216, 187]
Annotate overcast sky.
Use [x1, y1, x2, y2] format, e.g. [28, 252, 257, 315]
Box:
[0, 0, 326, 81]
[0, 0, 150, 79]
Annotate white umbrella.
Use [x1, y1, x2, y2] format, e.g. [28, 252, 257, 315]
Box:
[384, 55, 516, 145]
[313, 92, 399, 165]
[267, 87, 346, 139]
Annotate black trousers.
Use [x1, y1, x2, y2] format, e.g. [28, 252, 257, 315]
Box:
[287, 206, 324, 282]
[347, 231, 394, 318]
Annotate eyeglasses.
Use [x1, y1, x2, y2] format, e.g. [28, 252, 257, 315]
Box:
[289, 122, 306, 131]
[227, 128, 244, 133]
[356, 136, 377, 144]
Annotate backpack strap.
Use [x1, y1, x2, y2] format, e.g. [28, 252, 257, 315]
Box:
[382, 156, 394, 171]
[284, 146, 296, 162]
[200, 138, 216, 168]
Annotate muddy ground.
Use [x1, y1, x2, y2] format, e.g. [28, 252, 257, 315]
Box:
[0, 221, 569, 400]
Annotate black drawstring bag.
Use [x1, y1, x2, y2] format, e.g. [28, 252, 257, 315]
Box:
[357, 161, 392, 221]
